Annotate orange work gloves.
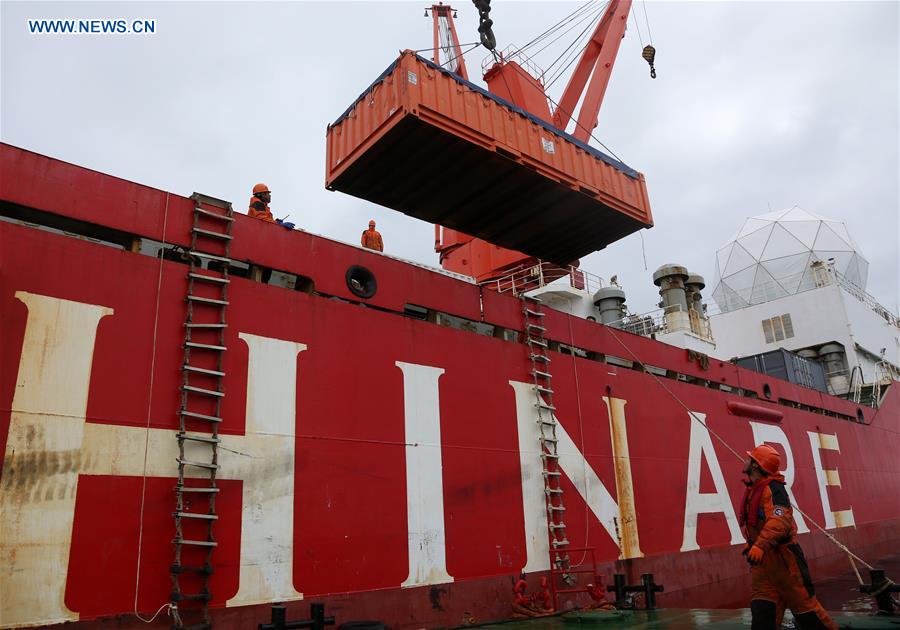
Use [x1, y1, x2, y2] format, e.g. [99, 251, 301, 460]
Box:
[746, 545, 765, 565]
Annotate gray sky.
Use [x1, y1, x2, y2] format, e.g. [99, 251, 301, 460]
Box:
[2, 1, 898, 314]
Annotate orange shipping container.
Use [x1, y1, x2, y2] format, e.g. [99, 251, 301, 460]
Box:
[326, 51, 653, 264]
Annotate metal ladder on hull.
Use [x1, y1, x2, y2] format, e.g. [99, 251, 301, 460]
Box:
[170, 193, 234, 630]
[521, 296, 571, 584]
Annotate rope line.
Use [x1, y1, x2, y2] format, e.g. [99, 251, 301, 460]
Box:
[505, 61, 625, 162]
[630, 5, 645, 48]
[517, 0, 601, 56]
[567, 315, 592, 568]
[543, 5, 607, 87]
[528, 3, 607, 64]
[414, 42, 480, 54]
[133, 193, 173, 623]
[135, 602, 172, 625]
[439, 42, 482, 73]
[602, 325, 886, 583]
[641, 0, 653, 45]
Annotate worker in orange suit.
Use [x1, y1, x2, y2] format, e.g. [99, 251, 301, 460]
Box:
[248, 183, 274, 222]
[361, 219, 383, 252]
[741, 444, 837, 630]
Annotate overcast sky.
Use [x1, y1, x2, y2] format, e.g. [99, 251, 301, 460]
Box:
[2, 1, 898, 314]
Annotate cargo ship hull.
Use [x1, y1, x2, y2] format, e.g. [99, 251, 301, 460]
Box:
[1, 144, 898, 628]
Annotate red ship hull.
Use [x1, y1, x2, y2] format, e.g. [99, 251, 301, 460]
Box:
[1, 144, 898, 628]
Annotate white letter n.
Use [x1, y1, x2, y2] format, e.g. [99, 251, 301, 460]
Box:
[395, 361, 452, 588]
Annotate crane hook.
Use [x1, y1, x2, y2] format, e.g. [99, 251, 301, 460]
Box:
[472, 0, 497, 51]
[642, 45, 657, 79]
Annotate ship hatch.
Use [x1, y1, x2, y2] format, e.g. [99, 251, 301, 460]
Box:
[325, 52, 653, 265]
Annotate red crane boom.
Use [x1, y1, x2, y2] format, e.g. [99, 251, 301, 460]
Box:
[551, 0, 631, 142]
[434, 0, 637, 282]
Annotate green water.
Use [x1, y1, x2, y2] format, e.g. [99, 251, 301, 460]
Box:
[474, 608, 898, 629]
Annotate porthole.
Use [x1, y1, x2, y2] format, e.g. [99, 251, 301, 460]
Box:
[346, 265, 377, 299]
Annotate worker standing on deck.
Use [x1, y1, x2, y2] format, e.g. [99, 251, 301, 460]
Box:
[741, 445, 837, 630]
[248, 184, 294, 229]
[249, 183, 274, 222]
[361, 220, 383, 252]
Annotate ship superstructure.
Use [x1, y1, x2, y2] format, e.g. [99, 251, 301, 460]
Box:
[708, 207, 900, 405]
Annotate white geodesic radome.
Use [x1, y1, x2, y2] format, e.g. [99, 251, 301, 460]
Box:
[711, 207, 869, 313]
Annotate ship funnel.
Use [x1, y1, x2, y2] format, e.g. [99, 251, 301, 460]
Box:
[684, 273, 711, 338]
[653, 264, 690, 332]
[593, 286, 627, 326]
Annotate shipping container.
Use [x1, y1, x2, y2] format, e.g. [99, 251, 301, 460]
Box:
[325, 51, 653, 265]
[735, 348, 829, 393]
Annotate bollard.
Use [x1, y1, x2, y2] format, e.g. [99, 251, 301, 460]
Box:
[261, 605, 287, 630]
[859, 569, 899, 615]
[640, 573, 665, 610]
[606, 573, 665, 610]
[260, 603, 336, 630]
[607, 574, 628, 607]
[311, 603, 327, 630]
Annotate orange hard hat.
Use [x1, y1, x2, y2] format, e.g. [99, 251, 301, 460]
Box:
[747, 444, 781, 475]
[252, 183, 271, 194]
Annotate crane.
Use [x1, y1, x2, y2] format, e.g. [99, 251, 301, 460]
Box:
[430, 0, 651, 284]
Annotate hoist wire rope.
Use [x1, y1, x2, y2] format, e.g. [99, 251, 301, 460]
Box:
[516, 0, 601, 56]
[544, 32, 592, 90]
[528, 2, 608, 64]
[543, 3, 608, 82]
[504, 60, 625, 163]
[544, 3, 611, 91]
[602, 325, 895, 592]
[439, 20, 452, 66]
[641, 0, 653, 45]
[440, 41, 482, 73]
[414, 42, 480, 54]
[630, 5, 645, 49]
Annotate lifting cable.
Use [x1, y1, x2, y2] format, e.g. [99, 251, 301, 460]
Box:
[413, 42, 480, 54]
[505, 61, 625, 162]
[440, 42, 483, 73]
[602, 325, 897, 596]
[543, 3, 611, 87]
[544, 32, 593, 89]
[640, 0, 654, 47]
[631, 1, 656, 78]
[527, 3, 608, 64]
[517, 0, 602, 56]
[630, 4, 645, 48]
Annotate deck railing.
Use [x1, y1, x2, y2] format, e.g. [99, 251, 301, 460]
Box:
[483, 261, 607, 296]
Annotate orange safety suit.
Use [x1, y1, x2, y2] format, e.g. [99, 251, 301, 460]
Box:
[248, 195, 274, 222]
[741, 475, 837, 630]
[361, 228, 383, 252]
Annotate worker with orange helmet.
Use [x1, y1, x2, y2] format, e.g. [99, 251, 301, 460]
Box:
[249, 183, 295, 229]
[249, 183, 274, 222]
[360, 219, 383, 252]
[741, 444, 837, 630]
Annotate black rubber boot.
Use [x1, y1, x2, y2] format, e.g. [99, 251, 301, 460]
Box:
[751, 599, 778, 630]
